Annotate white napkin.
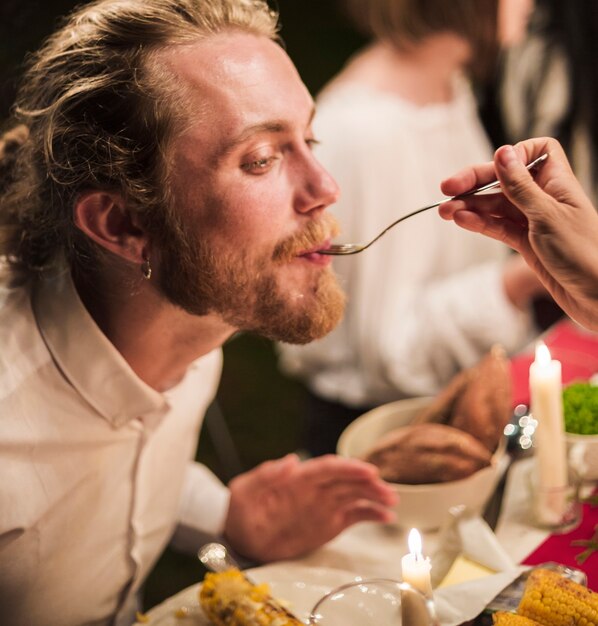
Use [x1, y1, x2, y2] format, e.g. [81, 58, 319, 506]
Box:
[430, 507, 524, 626]
[433, 569, 524, 625]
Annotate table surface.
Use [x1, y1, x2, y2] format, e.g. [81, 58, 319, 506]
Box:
[143, 457, 597, 626]
[146, 319, 598, 620]
[292, 457, 596, 577]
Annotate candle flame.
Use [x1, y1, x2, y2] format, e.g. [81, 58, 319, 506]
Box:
[408, 528, 422, 557]
[534, 341, 551, 366]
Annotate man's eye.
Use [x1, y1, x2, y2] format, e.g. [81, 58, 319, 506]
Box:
[306, 138, 321, 150]
[241, 156, 278, 173]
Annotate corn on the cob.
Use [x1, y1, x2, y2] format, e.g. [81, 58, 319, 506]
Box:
[492, 611, 543, 626]
[517, 568, 598, 626]
[199, 569, 303, 626]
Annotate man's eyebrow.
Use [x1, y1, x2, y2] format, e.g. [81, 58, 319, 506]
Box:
[222, 121, 287, 156]
[216, 108, 317, 162]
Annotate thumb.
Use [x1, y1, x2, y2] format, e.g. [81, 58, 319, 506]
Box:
[494, 145, 546, 215]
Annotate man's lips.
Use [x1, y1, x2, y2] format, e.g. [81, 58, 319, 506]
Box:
[296, 239, 332, 264]
[297, 239, 330, 256]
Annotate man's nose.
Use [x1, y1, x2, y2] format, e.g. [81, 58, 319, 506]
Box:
[294, 155, 340, 214]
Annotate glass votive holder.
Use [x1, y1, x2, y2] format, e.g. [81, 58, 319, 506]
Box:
[530, 476, 581, 533]
[307, 578, 438, 626]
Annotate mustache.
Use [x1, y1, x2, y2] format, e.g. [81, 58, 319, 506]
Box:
[272, 214, 340, 263]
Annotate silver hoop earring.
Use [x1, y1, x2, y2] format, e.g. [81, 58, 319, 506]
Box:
[141, 257, 152, 280]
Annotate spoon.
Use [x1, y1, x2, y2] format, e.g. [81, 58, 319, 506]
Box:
[320, 153, 549, 255]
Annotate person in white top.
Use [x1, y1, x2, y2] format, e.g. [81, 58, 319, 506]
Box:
[0, 2, 397, 624]
[278, 0, 548, 456]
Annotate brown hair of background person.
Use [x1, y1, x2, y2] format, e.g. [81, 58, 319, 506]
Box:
[343, 0, 500, 81]
[0, 0, 278, 287]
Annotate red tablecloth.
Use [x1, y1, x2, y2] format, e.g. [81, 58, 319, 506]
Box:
[521, 492, 598, 591]
[510, 319, 598, 407]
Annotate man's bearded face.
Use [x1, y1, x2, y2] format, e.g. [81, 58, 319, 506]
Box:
[157, 212, 345, 344]
[154, 33, 345, 344]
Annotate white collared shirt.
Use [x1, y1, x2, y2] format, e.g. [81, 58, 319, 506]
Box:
[0, 270, 227, 625]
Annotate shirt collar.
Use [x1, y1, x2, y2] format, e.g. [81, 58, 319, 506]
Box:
[32, 269, 167, 427]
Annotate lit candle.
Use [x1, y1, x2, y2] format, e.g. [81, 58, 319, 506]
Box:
[529, 342, 568, 524]
[401, 528, 433, 598]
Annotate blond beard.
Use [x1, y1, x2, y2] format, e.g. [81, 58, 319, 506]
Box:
[157, 213, 346, 344]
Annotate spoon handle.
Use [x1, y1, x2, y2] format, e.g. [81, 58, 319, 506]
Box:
[198, 542, 305, 623]
[198, 542, 241, 573]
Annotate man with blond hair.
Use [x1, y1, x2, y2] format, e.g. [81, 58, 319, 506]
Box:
[0, 1, 396, 623]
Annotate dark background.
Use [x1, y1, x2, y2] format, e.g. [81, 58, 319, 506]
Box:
[0, 0, 366, 609]
[0, 1, 366, 119]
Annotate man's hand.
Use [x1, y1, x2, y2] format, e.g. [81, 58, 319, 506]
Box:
[439, 137, 598, 330]
[223, 453, 397, 562]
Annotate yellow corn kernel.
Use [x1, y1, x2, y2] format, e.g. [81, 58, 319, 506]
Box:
[518, 568, 598, 626]
[199, 569, 303, 626]
[492, 612, 543, 626]
[174, 606, 191, 618]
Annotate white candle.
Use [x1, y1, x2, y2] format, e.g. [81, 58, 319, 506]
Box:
[529, 342, 568, 524]
[401, 528, 433, 598]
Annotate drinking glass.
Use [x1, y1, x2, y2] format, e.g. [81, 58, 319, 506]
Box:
[308, 578, 438, 626]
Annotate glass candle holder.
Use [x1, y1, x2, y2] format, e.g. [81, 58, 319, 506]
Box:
[533, 482, 582, 532]
[528, 465, 582, 533]
[308, 578, 438, 626]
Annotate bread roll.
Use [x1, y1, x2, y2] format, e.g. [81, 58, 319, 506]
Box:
[411, 367, 473, 425]
[364, 423, 492, 484]
[450, 345, 512, 451]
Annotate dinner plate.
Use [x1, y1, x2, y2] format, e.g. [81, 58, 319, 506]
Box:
[137, 563, 361, 625]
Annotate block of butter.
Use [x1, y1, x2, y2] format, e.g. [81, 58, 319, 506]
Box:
[437, 554, 496, 588]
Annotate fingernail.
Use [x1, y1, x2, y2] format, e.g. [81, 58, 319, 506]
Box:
[497, 145, 519, 168]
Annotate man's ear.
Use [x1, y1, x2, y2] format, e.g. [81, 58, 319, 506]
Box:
[73, 191, 148, 263]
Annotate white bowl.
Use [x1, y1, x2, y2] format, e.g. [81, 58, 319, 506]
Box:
[566, 432, 598, 481]
[337, 397, 506, 531]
